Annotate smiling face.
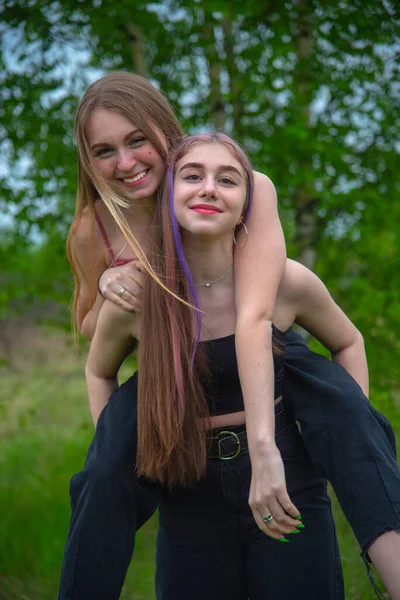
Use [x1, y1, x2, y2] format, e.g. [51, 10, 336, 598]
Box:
[173, 143, 248, 242]
[86, 107, 166, 204]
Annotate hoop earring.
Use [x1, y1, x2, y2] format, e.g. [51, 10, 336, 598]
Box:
[233, 222, 248, 248]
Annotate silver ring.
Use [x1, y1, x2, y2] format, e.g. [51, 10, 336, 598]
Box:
[263, 514, 274, 523]
[117, 287, 127, 298]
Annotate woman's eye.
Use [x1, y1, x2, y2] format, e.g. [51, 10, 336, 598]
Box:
[184, 174, 201, 181]
[220, 177, 235, 185]
[129, 137, 146, 146]
[95, 147, 113, 157]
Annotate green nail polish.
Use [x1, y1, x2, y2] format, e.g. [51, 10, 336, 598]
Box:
[289, 529, 301, 534]
[296, 514, 303, 520]
[278, 537, 290, 543]
[296, 523, 305, 529]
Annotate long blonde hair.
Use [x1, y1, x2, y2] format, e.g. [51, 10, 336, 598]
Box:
[66, 71, 183, 328]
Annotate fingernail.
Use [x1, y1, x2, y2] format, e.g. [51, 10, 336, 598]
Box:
[278, 537, 290, 543]
[289, 529, 301, 534]
[296, 514, 303, 520]
[296, 523, 305, 529]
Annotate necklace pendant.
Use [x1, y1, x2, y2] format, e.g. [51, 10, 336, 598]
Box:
[194, 263, 233, 288]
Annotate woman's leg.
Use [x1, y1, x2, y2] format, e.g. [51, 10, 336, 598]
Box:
[245, 414, 344, 600]
[58, 374, 160, 600]
[156, 408, 343, 600]
[368, 532, 400, 600]
[156, 459, 247, 600]
[284, 330, 400, 597]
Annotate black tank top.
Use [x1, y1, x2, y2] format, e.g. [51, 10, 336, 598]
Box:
[202, 325, 286, 416]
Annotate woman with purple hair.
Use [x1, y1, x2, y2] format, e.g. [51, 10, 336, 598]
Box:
[83, 131, 375, 597]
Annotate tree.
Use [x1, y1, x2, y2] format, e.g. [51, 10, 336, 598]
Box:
[1, 0, 399, 397]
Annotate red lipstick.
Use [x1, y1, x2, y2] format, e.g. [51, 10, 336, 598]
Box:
[190, 204, 221, 215]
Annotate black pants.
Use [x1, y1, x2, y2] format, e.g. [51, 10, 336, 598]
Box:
[58, 371, 159, 600]
[284, 330, 400, 554]
[156, 406, 344, 599]
[58, 332, 400, 600]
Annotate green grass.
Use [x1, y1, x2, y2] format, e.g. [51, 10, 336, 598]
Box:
[0, 329, 397, 599]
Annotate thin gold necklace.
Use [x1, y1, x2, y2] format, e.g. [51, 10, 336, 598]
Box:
[194, 264, 233, 288]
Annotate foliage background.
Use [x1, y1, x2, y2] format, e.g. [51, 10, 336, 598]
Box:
[1, 0, 399, 598]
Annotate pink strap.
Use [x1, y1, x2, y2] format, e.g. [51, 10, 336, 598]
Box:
[114, 257, 135, 267]
[94, 211, 115, 263]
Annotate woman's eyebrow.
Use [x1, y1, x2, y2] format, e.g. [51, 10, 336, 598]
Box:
[178, 162, 203, 173]
[90, 129, 141, 151]
[124, 129, 142, 141]
[178, 162, 243, 177]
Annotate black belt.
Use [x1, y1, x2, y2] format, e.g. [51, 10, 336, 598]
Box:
[207, 402, 291, 460]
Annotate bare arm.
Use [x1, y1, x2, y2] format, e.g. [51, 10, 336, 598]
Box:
[71, 210, 143, 341]
[234, 172, 300, 537]
[85, 300, 138, 425]
[234, 172, 286, 447]
[331, 338, 368, 397]
[71, 209, 109, 341]
[288, 262, 369, 396]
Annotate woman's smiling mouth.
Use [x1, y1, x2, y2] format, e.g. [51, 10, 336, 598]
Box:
[121, 169, 149, 186]
[190, 204, 222, 215]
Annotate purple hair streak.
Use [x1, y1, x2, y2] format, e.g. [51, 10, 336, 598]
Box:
[168, 166, 202, 363]
[166, 133, 254, 365]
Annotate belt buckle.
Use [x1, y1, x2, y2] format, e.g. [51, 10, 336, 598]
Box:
[216, 430, 241, 460]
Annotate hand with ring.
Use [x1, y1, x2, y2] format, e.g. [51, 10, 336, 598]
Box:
[248, 443, 303, 541]
[263, 514, 274, 523]
[98, 261, 145, 312]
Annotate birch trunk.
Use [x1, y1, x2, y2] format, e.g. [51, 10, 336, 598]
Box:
[293, 0, 318, 271]
[203, 21, 226, 130]
[123, 24, 148, 78]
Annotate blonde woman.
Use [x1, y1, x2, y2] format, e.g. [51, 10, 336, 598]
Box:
[59, 74, 400, 600]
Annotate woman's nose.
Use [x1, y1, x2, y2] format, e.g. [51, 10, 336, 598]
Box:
[117, 150, 137, 172]
[200, 176, 217, 197]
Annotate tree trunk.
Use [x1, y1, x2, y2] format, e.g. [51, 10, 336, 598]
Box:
[293, 0, 318, 271]
[203, 21, 226, 130]
[222, 19, 244, 139]
[123, 24, 148, 78]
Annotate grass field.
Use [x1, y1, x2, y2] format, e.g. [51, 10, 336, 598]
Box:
[0, 327, 396, 599]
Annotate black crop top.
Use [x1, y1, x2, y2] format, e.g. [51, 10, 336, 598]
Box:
[201, 325, 286, 417]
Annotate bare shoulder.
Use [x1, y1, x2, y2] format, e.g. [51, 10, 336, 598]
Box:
[70, 206, 109, 284]
[284, 258, 310, 280]
[73, 206, 105, 258]
[74, 206, 94, 246]
[279, 259, 318, 300]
